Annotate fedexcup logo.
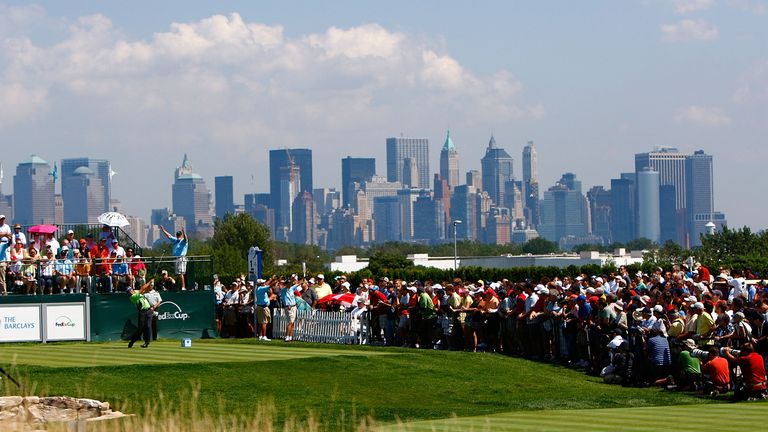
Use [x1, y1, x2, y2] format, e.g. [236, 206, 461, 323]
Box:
[55, 316, 76, 327]
[157, 302, 190, 321]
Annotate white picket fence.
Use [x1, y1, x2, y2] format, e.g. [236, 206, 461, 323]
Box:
[271, 309, 370, 344]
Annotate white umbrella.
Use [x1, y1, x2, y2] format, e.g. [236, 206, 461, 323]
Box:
[97, 212, 130, 227]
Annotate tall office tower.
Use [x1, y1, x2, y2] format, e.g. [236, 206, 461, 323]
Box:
[214, 176, 235, 219]
[352, 190, 373, 243]
[685, 150, 718, 247]
[586, 186, 612, 244]
[171, 156, 213, 236]
[659, 185, 677, 244]
[466, 170, 481, 191]
[558, 172, 582, 193]
[504, 181, 524, 221]
[61, 165, 105, 224]
[413, 196, 443, 242]
[386, 136, 430, 189]
[433, 174, 451, 240]
[277, 163, 301, 237]
[125, 216, 148, 248]
[270, 148, 313, 222]
[538, 175, 589, 243]
[312, 188, 340, 217]
[341, 157, 375, 207]
[0, 162, 11, 219]
[477, 191, 493, 242]
[290, 191, 317, 245]
[522, 141, 540, 227]
[54, 194, 64, 224]
[439, 130, 460, 188]
[327, 208, 357, 249]
[372, 196, 401, 243]
[486, 207, 512, 245]
[13, 155, 55, 225]
[397, 188, 428, 241]
[636, 167, 661, 243]
[635, 147, 687, 244]
[61, 158, 111, 223]
[450, 185, 479, 241]
[610, 173, 636, 244]
[402, 157, 419, 188]
[480, 135, 514, 207]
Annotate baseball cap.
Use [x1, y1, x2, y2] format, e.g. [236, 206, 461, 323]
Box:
[0, 215, 5, 219]
[317, 274, 324, 279]
[67, 229, 75, 234]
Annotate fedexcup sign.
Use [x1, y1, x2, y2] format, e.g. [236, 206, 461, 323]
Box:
[54, 316, 76, 328]
[157, 302, 190, 321]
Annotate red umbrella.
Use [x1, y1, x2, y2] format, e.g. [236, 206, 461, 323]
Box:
[317, 293, 356, 308]
[28, 224, 58, 234]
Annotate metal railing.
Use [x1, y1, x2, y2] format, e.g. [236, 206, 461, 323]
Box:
[271, 309, 370, 344]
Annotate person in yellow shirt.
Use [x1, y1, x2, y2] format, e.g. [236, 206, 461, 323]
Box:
[695, 302, 715, 347]
[313, 274, 332, 300]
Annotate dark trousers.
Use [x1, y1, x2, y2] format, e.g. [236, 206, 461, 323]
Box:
[130, 309, 153, 346]
[152, 314, 158, 341]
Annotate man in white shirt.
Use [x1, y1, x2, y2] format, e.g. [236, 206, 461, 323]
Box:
[727, 270, 747, 302]
[0, 215, 10, 295]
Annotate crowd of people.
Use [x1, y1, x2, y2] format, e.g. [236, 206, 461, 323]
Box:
[0, 215, 189, 295]
[215, 263, 768, 401]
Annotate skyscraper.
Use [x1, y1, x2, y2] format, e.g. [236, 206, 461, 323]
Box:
[480, 135, 514, 207]
[214, 176, 235, 219]
[171, 155, 213, 236]
[538, 174, 589, 243]
[61, 158, 111, 223]
[439, 130, 460, 188]
[636, 167, 660, 243]
[291, 191, 316, 245]
[522, 141, 540, 227]
[610, 173, 636, 244]
[450, 185, 479, 241]
[270, 148, 313, 220]
[341, 157, 375, 207]
[277, 163, 301, 238]
[635, 147, 687, 244]
[685, 150, 715, 247]
[62, 166, 106, 224]
[386, 136, 430, 189]
[373, 196, 401, 243]
[13, 155, 55, 225]
[587, 186, 611, 243]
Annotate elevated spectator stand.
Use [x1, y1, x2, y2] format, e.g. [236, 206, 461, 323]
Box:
[272, 309, 370, 345]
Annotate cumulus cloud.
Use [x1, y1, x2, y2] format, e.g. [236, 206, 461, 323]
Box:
[675, 105, 732, 126]
[672, 0, 715, 13]
[661, 19, 719, 41]
[733, 60, 768, 102]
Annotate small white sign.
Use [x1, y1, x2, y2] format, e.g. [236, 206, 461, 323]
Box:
[0, 306, 42, 342]
[45, 304, 87, 341]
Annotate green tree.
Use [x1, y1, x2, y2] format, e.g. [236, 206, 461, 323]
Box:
[211, 213, 273, 277]
[625, 237, 656, 251]
[522, 238, 558, 254]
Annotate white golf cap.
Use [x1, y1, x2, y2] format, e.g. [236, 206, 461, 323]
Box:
[317, 274, 324, 279]
[67, 230, 75, 234]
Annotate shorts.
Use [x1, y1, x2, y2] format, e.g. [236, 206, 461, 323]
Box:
[175, 256, 187, 275]
[285, 306, 297, 323]
[256, 305, 271, 324]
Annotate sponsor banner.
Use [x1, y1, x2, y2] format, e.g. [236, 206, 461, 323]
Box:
[89, 291, 217, 341]
[0, 305, 42, 342]
[46, 304, 87, 341]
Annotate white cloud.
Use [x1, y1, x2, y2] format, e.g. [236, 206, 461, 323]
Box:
[675, 105, 732, 126]
[729, 0, 768, 14]
[733, 60, 768, 102]
[661, 19, 719, 41]
[673, 0, 715, 13]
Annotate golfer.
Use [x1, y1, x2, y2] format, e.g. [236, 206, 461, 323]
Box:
[128, 280, 154, 348]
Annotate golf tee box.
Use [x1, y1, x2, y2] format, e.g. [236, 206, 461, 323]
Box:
[181, 338, 192, 348]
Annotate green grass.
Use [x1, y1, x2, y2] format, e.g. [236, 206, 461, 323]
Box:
[384, 402, 768, 431]
[0, 339, 709, 429]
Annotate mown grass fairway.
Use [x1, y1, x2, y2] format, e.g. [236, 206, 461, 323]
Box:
[0, 340, 720, 430]
[384, 401, 768, 431]
[0, 339, 387, 367]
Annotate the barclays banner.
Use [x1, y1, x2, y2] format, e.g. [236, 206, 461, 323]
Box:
[45, 304, 87, 341]
[0, 305, 42, 342]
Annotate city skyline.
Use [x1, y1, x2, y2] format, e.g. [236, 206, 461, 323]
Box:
[0, 2, 765, 229]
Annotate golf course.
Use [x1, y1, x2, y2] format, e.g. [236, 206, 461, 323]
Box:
[3, 339, 763, 431]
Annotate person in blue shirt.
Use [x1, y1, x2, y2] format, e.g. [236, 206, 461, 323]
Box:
[280, 278, 298, 341]
[255, 279, 272, 341]
[160, 226, 188, 290]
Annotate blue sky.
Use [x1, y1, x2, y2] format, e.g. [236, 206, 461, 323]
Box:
[0, 1, 766, 229]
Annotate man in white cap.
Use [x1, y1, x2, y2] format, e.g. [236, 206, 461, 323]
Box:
[314, 274, 332, 300]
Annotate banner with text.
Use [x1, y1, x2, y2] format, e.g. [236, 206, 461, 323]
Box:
[0, 305, 42, 342]
[45, 304, 88, 341]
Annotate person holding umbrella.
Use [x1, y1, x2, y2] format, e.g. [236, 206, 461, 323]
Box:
[160, 226, 188, 290]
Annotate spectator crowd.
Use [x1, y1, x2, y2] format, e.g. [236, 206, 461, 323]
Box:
[0, 215, 158, 295]
[214, 262, 768, 401]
